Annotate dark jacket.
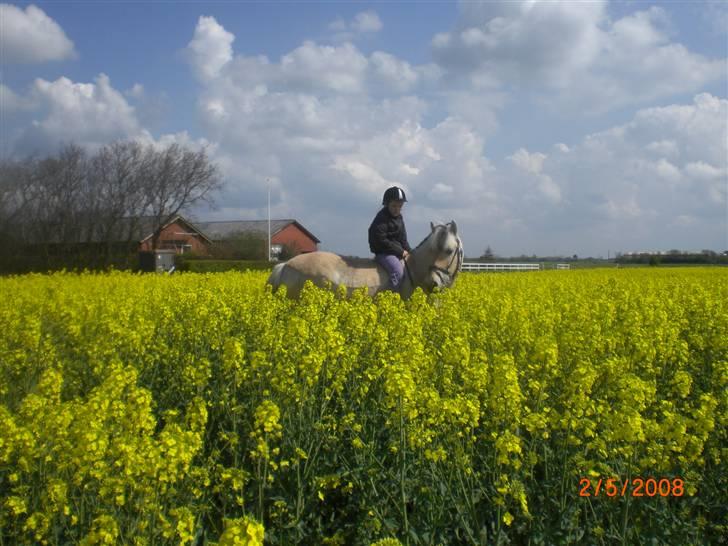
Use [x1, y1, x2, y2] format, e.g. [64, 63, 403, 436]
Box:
[368, 207, 412, 258]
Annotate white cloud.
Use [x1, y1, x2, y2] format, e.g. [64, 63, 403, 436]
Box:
[429, 182, 453, 200]
[684, 161, 727, 205]
[432, 2, 726, 113]
[653, 158, 682, 184]
[684, 161, 726, 181]
[703, 0, 728, 36]
[331, 158, 395, 192]
[597, 197, 646, 222]
[328, 18, 346, 32]
[181, 19, 500, 250]
[7, 73, 196, 157]
[441, 90, 504, 139]
[125, 83, 145, 99]
[497, 94, 727, 254]
[369, 51, 419, 92]
[0, 4, 76, 63]
[352, 11, 382, 33]
[26, 74, 140, 148]
[432, 32, 450, 49]
[1, 83, 37, 113]
[400, 163, 420, 176]
[574, 8, 726, 112]
[328, 10, 382, 42]
[646, 140, 678, 157]
[185, 16, 234, 81]
[508, 148, 546, 174]
[434, 1, 605, 83]
[674, 215, 696, 227]
[6, 8, 724, 258]
[280, 41, 369, 94]
[631, 94, 726, 165]
[507, 148, 561, 203]
[6, 71, 200, 157]
[135, 129, 212, 153]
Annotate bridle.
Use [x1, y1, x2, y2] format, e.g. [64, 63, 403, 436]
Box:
[430, 237, 463, 285]
[403, 231, 463, 290]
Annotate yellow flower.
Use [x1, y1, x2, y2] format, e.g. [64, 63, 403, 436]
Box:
[219, 516, 265, 546]
[4, 496, 26, 516]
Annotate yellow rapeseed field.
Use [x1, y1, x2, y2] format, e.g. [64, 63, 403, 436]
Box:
[1, 268, 726, 545]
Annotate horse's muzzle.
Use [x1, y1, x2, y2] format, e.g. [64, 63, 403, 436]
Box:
[430, 266, 451, 289]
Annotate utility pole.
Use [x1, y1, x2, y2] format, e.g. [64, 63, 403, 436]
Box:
[267, 178, 271, 262]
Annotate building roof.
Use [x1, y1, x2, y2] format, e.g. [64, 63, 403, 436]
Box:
[139, 215, 214, 244]
[192, 219, 321, 243]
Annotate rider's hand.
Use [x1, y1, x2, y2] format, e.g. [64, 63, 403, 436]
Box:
[402, 250, 410, 259]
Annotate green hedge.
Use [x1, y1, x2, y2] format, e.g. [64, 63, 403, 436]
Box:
[175, 258, 273, 273]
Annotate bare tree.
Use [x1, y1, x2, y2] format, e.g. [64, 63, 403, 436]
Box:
[19, 145, 88, 260]
[0, 157, 32, 244]
[141, 143, 221, 250]
[480, 245, 494, 261]
[0, 140, 222, 271]
[0, 146, 85, 266]
[48, 145, 88, 245]
[86, 141, 150, 264]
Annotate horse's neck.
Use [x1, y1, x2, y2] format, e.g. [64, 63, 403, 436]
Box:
[402, 244, 435, 293]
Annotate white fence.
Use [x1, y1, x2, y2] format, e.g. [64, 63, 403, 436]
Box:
[461, 262, 542, 272]
[555, 263, 571, 270]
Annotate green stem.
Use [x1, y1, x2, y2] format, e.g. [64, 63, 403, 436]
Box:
[400, 409, 409, 544]
[620, 454, 634, 545]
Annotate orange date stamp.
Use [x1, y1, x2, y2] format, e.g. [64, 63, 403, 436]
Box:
[579, 477, 684, 497]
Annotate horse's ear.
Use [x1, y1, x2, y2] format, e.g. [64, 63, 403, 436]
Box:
[430, 221, 436, 231]
[449, 221, 458, 235]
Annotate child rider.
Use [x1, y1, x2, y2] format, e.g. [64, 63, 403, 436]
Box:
[368, 186, 412, 290]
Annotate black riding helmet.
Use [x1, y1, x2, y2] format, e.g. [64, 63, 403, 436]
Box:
[382, 186, 407, 205]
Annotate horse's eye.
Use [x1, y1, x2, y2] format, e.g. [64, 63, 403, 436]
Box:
[444, 248, 453, 255]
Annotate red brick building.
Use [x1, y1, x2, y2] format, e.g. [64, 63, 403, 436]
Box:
[138, 216, 212, 254]
[193, 219, 320, 258]
[139, 215, 320, 258]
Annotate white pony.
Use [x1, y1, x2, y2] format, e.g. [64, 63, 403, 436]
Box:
[268, 221, 463, 299]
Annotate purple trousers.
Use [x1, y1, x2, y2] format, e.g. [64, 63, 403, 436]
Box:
[375, 253, 404, 289]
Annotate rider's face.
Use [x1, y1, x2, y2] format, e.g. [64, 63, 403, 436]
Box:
[387, 200, 404, 216]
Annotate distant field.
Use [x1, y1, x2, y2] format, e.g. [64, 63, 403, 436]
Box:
[1, 268, 726, 544]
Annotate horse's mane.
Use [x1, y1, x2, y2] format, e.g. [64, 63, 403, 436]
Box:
[413, 222, 464, 280]
[414, 222, 450, 252]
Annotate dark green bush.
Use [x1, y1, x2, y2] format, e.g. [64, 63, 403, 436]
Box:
[175, 257, 273, 273]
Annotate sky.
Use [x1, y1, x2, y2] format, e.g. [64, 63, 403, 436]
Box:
[1, 1, 727, 258]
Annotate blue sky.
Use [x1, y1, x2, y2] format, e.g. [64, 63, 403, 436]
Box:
[1, 1, 726, 257]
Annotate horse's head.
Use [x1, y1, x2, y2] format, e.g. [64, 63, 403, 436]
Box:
[426, 221, 463, 290]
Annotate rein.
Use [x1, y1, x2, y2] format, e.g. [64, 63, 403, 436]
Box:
[404, 230, 463, 292]
[403, 255, 415, 288]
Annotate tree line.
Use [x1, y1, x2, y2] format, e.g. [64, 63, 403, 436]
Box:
[616, 250, 728, 266]
[474, 246, 727, 265]
[0, 141, 220, 272]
